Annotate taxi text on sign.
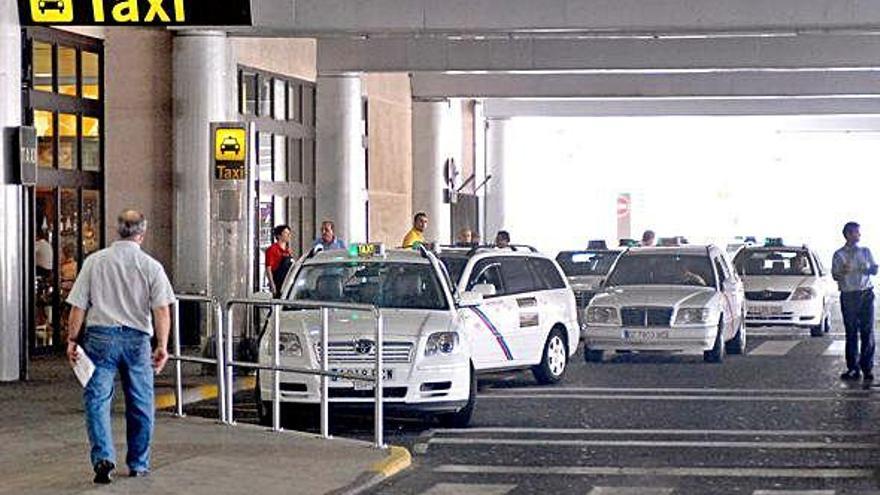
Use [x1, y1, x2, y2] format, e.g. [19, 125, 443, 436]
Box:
[19, 0, 251, 26]
[212, 124, 247, 181]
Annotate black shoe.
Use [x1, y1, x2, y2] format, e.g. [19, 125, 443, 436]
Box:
[841, 369, 861, 380]
[863, 371, 874, 381]
[93, 460, 114, 484]
[129, 470, 150, 478]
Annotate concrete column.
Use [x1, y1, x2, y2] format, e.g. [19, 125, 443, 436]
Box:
[412, 100, 460, 244]
[172, 31, 230, 294]
[485, 117, 509, 242]
[316, 74, 366, 244]
[0, 0, 22, 381]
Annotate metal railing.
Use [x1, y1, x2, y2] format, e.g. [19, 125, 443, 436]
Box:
[224, 297, 386, 448]
[170, 294, 226, 423]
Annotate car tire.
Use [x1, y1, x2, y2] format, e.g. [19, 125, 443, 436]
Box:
[438, 365, 476, 428]
[823, 313, 832, 334]
[532, 328, 568, 384]
[725, 313, 747, 355]
[703, 319, 725, 363]
[810, 314, 827, 337]
[584, 347, 604, 362]
[254, 376, 272, 426]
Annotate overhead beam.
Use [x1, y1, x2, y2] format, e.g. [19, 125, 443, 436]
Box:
[482, 97, 880, 118]
[318, 34, 880, 73]
[411, 71, 880, 99]
[252, 0, 880, 36]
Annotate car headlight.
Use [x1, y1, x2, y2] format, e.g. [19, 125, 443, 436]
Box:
[261, 332, 303, 357]
[675, 308, 711, 325]
[791, 287, 816, 300]
[425, 332, 459, 356]
[586, 306, 620, 325]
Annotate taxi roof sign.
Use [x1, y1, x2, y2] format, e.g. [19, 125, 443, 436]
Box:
[349, 243, 385, 258]
[764, 237, 785, 247]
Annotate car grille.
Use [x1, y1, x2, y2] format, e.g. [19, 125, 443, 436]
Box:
[621, 307, 673, 327]
[745, 291, 790, 301]
[328, 387, 408, 399]
[326, 341, 413, 364]
[574, 290, 596, 308]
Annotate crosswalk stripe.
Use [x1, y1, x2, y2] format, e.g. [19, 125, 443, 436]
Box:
[823, 340, 846, 356]
[749, 340, 801, 356]
[587, 487, 674, 495]
[420, 483, 516, 495]
[433, 465, 875, 479]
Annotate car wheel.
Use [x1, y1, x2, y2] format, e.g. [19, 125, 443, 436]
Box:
[810, 314, 826, 337]
[584, 347, 605, 362]
[703, 319, 725, 363]
[254, 375, 272, 426]
[725, 314, 747, 355]
[438, 365, 476, 428]
[532, 328, 568, 384]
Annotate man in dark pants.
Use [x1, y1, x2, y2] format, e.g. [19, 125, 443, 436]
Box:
[832, 221, 878, 381]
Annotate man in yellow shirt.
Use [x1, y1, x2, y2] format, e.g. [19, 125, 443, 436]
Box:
[402, 212, 428, 248]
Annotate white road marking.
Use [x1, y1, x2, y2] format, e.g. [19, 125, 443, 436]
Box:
[420, 483, 516, 495]
[749, 340, 801, 356]
[433, 465, 875, 479]
[752, 491, 835, 495]
[432, 427, 877, 437]
[587, 487, 674, 495]
[477, 393, 880, 402]
[823, 341, 846, 356]
[479, 386, 879, 395]
[428, 437, 877, 450]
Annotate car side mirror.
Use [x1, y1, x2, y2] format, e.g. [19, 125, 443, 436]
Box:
[458, 291, 484, 307]
[472, 283, 497, 297]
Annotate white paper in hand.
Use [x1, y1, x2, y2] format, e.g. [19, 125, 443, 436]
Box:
[72, 345, 95, 387]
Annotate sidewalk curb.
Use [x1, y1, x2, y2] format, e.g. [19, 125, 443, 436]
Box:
[329, 445, 412, 495]
[155, 376, 256, 410]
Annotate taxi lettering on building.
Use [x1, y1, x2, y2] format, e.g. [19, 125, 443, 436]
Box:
[19, 0, 251, 26]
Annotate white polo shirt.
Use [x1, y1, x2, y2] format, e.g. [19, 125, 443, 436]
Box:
[67, 240, 176, 336]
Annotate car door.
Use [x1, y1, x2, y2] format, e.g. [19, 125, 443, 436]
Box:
[811, 251, 834, 317]
[714, 253, 743, 339]
[464, 257, 518, 369]
[527, 257, 575, 362]
[497, 256, 546, 365]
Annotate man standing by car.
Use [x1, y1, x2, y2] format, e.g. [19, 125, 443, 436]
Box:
[313, 220, 346, 250]
[66, 209, 176, 483]
[832, 221, 878, 381]
[402, 212, 428, 248]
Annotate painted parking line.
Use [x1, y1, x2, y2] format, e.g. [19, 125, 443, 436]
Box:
[433, 465, 875, 479]
[587, 487, 674, 495]
[752, 491, 835, 495]
[479, 386, 880, 395]
[823, 340, 846, 356]
[420, 483, 516, 495]
[477, 393, 880, 403]
[432, 427, 878, 437]
[748, 340, 801, 356]
[427, 437, 877, 450]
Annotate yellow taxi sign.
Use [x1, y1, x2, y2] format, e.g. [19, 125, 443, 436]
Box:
[214, 128, 246, 162]
[29, 0, 74, 23]
[349, 243, 385, 258]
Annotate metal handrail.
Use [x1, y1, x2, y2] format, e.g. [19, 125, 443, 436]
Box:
[224, 297, 386, 448]
[170, 294, 226, 423]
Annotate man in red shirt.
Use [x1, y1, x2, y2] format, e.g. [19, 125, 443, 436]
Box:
[266, 224, 293, 296]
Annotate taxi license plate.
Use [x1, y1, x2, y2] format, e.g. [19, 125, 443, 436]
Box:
[624, 330, 669, 341]
[331, 368, 394, 390]
[756, 305, 783, 316]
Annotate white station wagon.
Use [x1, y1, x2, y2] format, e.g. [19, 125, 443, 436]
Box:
[583, 245, 746, 363]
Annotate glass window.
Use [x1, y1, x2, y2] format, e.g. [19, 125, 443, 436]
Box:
[257, 132, 273, 181]
[240, 71, 257, 115]
[607, 254, 717, 287]
[733, 249, 814, 276]
[287, 82, 301, 122]
[82, 117, 100, 171]
[291, 197, 303, 254]
[58, 113, 77, 170]
[273, 135, 287, 181]
[529, 258, 566, 290]
[59, 189, 79, 294]
[58, 46, 77, 96]
[273, 79, 286, 120]
[302, 86, 315, 126]
[258, 194, 274, 291]
[303, 139, 315, 185]
[555, 250, 620, 277]
[82, 190, 100, 256]
[438, 255, 468, 285]
[34, 187, 55, 348]
[289, 138, 302, 183]
[35, 110, 54, 168]
[32, 41, 53, 92]
[82, 51, 100, 100]
[500, 258, 539, 294]
[258, 76, 271, 117]
[467, 259, 505, 295]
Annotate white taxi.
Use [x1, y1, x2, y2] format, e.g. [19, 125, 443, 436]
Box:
[583, 245, 746, 363]
[732, 243, 834, 337]
[555, 248, 623, 330]
[256, 244, 476, 427]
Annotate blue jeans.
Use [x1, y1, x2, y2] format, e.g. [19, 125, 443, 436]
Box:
[82, 326, 154, 472]
[840, 290, 875, 373]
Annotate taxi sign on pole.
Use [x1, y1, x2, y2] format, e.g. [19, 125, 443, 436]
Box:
[211, 123, 247, 181]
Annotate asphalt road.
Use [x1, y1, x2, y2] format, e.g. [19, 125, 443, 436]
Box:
[192, 311, 880, 495]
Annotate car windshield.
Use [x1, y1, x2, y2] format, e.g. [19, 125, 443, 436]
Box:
[555, 251, 619, 276]
[606, 254, 717, 287]
[438, 256, 468, 284]
[289, 261, 448, 310]
[734, 249, 814, 276]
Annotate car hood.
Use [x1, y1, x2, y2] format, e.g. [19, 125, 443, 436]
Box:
[278, 308, 454, 341]
[567, 275, 605, 291]
[743, 276, 813, 292]
[591, 285, 717, 308]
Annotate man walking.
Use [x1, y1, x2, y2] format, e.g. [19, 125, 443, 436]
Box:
[832, 221, 878, 381]
[66, 210, 176, 483]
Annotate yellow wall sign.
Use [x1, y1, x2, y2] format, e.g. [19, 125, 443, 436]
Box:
[19, 0, 252, 26]
[214, 128, 246, 162]
[29, 0, 74, 23]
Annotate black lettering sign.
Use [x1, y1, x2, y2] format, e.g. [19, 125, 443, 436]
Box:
[19, 0, 251, 26]
[215, 162, 246, 181]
